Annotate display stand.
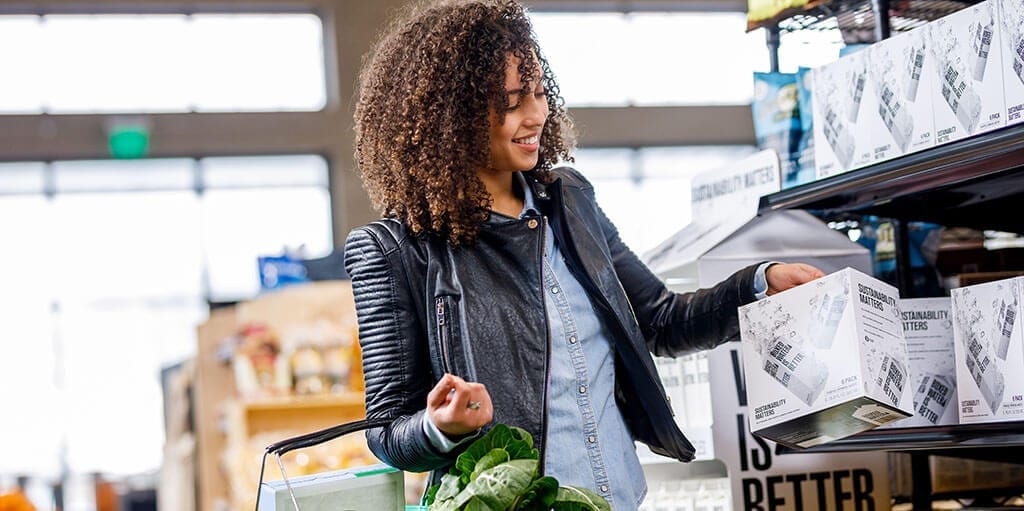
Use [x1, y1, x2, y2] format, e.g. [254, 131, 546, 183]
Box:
[757, 124, 1024, 509]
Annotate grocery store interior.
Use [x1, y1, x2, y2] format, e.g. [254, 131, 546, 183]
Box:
[2, 0, 1024, 509]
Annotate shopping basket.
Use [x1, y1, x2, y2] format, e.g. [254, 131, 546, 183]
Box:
[254, 417, 417, 511]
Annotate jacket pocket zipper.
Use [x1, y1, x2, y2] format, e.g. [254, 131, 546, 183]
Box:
[436, 296, 454, 374]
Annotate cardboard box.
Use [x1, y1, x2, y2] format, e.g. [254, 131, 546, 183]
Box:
[997, 0, 1024, 125]
[951, 276, 1024, 422]
[928, 0, 1006, 143]
[864, 28, 936, 162]
[739, 268, 913, 448]
[888, 297, 959, 427]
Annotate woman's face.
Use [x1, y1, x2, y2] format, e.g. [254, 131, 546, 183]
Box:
[486, 54, 548, 173]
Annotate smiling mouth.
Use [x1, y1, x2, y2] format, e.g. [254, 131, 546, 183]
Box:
[513, 135, 539, 144]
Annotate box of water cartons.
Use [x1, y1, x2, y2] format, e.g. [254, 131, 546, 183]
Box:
[813, 50, 869, 179]
[997, 0, 1024, 126]
[739, 267, 914, 448]
[864, 28, 936, 163]
[951, 277, 1024, 423]
[886, 298, 958, 428]
[928, 0, 1006, 144]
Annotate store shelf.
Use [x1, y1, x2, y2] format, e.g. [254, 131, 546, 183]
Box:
[758, 124, 1024, 233]
[776, 421, 1024, 463]
[748, 0, 981, 33]
[238, 393, 364, 412]
[229, 393, 366, 439]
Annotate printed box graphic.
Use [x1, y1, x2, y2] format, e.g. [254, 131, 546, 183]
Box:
[951, 277, 1024, 423]
[927, 0, 1006, 143]
[812, 52, 865, 179]
[997, 0, 1024, 125]
[887, 298, 959, 428]
[740, 268, 913, 448]
[864, 28, 936, 162]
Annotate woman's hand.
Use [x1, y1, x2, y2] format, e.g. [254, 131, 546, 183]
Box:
[427, 373, 494, 438]
[766, 263, 827, 296]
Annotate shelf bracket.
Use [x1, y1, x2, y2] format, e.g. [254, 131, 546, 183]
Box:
[910, 453, 933, 511]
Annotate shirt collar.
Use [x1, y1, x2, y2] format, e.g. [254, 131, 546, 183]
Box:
[516, 171, 541, 219]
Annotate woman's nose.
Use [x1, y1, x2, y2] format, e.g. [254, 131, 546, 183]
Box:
[524, 96, 548, 126]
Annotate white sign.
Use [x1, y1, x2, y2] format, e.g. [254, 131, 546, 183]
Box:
[645, 149, 781, 278]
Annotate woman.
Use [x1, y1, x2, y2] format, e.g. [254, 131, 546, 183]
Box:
[344, 1, 824, 508]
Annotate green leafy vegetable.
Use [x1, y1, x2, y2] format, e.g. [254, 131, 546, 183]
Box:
[512, 476, 558, 511]
[454, 459, 537, 509]
[472, 448, 512, 481]
[425, 424, 612, 511]
[432, 472, 464, 508]
[550, 487, 612, 511]
[455, 424, 538, 485]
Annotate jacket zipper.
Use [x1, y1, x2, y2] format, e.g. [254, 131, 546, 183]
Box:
[539, 215, 552, 474]
[436, 296, 453, 375]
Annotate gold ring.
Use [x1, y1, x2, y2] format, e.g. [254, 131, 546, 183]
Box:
[467, 400, 482, 410]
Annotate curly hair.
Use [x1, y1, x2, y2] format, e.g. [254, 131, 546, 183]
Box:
[354, 0, 575, 245]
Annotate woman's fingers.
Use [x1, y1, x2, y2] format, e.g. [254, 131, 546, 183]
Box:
[427, 374, 494, 437]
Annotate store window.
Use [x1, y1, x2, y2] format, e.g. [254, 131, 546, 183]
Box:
[0, 13, 326, 114]
[748, 24, 846, 73]
[0, 155, 332, 478]
[530, 12, 767, 106]
[574, 145, 758, 254]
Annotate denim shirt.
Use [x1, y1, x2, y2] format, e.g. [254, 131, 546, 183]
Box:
[533, 201, 649, 509]
[423, 172, 773, 509]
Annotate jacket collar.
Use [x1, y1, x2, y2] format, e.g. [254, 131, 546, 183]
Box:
[486, 171, 555, 223]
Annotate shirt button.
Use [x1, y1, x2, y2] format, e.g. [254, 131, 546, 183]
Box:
[579, 385, 587, 394]
[569, 336, 577, 344]
[551, 286, 560, 294]
[527, 218, 539, 229]
[600, 485, 609, 493]
[588, 435, 596, 443]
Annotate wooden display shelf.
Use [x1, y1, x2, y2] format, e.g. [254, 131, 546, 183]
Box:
[229, 393, 366, 439]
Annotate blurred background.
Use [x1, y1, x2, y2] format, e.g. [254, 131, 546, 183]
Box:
[0, 0, 846, 509]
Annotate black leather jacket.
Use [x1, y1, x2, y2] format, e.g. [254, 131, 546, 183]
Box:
[343, 167, 759, 476]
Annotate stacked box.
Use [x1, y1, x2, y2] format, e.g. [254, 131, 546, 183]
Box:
[997, 0, 1024, 125]
[927, 0, 1006, 143]
[739, 268, 914, 448]
[888, 298, 958, 428]
[951, 277, 1024, 423]
[864, 28, 936, 163]
[812, 51, 868, 179]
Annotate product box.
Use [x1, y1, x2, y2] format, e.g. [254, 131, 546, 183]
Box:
[951, 276, 1024, 423]
[887, 297, 958, 428]
[928, 0, 1006, 144]
[257, 464, 404, 510]
[997, 0, 1024, 125]
[864, 28, 936, 162]
[739, 267, 913, 448]
[812, 51, 869, 179]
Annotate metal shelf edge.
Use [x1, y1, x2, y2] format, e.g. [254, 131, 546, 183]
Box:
[758, 124, 1024, 217]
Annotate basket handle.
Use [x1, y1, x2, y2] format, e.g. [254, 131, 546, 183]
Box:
[255, 418, 393, 511]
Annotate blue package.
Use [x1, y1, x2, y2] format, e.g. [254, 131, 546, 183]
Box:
[753, 72, 802, 188]
[258, 253, 309, 291]
[789, 67, 817, 188]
